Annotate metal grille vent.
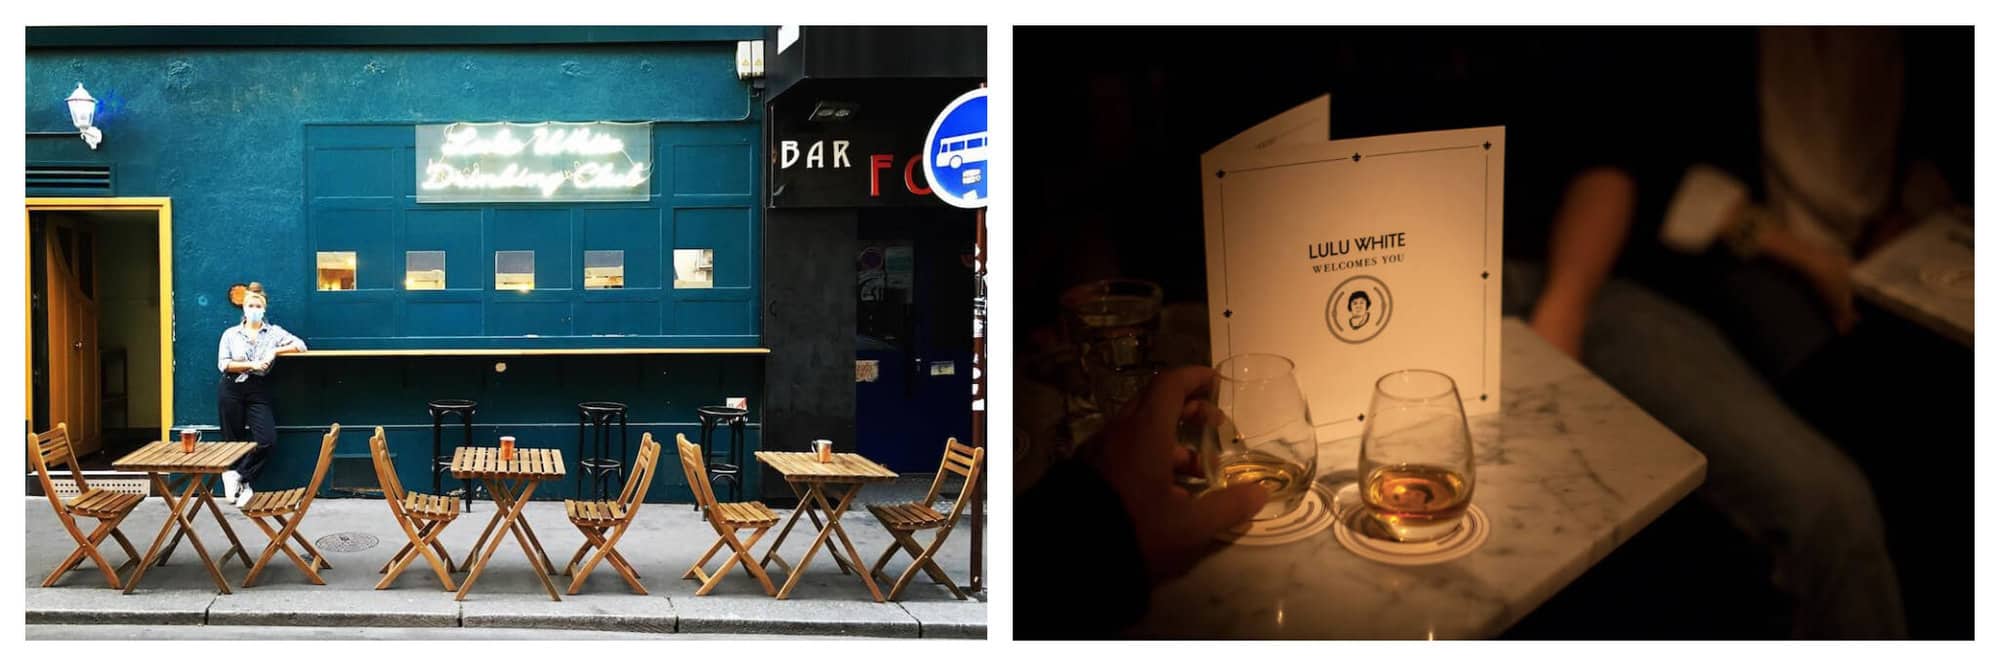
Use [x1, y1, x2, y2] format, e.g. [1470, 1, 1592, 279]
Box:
[46, 477, 151, 499]
[27, 164, 113, 194]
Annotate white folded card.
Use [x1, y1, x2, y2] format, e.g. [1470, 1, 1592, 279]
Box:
[1202, 122, 1505, 442]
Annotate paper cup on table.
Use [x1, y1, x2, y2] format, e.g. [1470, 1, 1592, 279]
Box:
[813, 439, 833, 463]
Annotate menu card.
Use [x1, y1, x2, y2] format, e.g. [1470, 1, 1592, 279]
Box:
[1202, 109, 1504, 442]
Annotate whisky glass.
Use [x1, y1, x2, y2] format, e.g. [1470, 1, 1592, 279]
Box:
[1358, 369, 1476, 542]
[1201, 353, 1319, 521]
[1060, 278, 1164, 419]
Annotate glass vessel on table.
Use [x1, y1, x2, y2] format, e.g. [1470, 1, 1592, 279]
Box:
[1358, 369, 1476, 542]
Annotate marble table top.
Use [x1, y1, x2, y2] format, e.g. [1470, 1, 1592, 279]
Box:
[1129, 318, 1707, 639]
[1853, 213, 1973, 346]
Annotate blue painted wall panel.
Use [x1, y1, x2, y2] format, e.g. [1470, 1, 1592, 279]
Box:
[303, 124, 761, 346]
[27, 39, 767, 500]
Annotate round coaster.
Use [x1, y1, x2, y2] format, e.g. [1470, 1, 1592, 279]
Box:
[1332, 499, 1489, 566]
[1214, 482, 1338, 546]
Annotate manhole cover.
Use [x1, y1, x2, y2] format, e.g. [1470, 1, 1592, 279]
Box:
[316, 532, 380, 553]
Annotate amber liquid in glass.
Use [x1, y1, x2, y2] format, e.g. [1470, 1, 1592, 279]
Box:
[1213, 449, 1314, 520]
[1362, 463, 1471, 541]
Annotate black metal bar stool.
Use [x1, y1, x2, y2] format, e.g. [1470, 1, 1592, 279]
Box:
[428, 398, 481, 512]
[696, 406, 749, 504]
[577, 401, 630, 500]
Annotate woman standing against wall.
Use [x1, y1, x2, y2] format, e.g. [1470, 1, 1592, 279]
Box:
[216, 285, 307, 507]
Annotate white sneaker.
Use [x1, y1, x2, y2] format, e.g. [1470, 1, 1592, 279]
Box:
[234, 485, 254, 508]
[222, 471, 242, 501]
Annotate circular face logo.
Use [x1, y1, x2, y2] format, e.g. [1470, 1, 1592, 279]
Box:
[1326, 275, 1392, 344]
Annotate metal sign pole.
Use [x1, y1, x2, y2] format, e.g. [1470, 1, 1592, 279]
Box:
[968, 205, 986, 594]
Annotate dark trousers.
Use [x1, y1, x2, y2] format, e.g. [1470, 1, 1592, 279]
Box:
[217, 374, 278, 484]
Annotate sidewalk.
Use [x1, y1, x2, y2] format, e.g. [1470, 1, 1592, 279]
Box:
[23, 493, 985, 639]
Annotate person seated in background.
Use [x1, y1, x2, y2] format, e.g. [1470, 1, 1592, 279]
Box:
[1507, 166, 1906, 639]
[1523, 28, 1969, 638]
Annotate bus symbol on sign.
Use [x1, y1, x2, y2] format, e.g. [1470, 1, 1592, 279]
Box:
[938, 132, 988, 169]
[922, 89, 988, 209]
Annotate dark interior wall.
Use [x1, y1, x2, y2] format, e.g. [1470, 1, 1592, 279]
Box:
[1013, 26, 1974, 333]
[58, 211, 162, 429]
[762, 208, 858, 472]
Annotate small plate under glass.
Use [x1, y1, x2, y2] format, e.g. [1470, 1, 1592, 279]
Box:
[1213, 481, 1339, 546]
[1330, 482, 1489, 566]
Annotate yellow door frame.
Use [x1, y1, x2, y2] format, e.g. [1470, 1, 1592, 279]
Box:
[25, 197, 174, 443]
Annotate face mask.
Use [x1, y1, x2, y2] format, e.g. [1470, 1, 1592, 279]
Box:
[243, 306, 266, 323]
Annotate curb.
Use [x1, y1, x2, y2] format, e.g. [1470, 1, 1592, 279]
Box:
[26, 594, 981, 638]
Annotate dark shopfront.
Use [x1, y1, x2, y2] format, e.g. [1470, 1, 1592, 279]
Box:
[758, 27, 987, 586]
[761, 26, 986, 475]
[26, 26, 774, 503]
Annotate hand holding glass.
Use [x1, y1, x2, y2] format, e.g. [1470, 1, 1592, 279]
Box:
[1198, 353, 1319, 521]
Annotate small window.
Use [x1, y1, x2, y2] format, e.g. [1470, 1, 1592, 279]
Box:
[673, 248, 714, 289]
[317, 251, 357, 291]
[583, 250, 625, 289]
[495, 251, 535, 292]
[969, 137, 984, 148]
[405, 251, 446, 290]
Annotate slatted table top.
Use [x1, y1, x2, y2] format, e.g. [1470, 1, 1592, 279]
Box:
[449, 447, 567, 480]
[112, 441, 257, 473]
[755, 452, 899, 483]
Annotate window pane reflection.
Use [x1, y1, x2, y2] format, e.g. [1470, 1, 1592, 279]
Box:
[317, 251, 357, 291]
[495, 251, 535, 291]
[584, 250, 624, 289]
[673, 248, 713, 289]
[406, 251, 446, 290]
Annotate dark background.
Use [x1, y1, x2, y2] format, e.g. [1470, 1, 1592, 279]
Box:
[1015, 26, 1973, 639]
[1015, 26, 1972, 331]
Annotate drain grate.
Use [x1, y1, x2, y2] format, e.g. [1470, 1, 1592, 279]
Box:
[316, 532, 380, 553]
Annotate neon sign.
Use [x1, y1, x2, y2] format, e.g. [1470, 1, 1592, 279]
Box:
[416, 121, 651, 203]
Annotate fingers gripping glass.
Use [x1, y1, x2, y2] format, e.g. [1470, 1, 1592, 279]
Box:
[1194, 353, 1319, 521]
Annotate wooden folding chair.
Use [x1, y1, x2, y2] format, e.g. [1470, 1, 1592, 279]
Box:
[237, 424, 339, 586]
[866, 437, 985, 600]
[561, 433, 662, 594]
[370, 426, 462, 591]
[30, 423, 143, 589]
[676, 433, 779, 596]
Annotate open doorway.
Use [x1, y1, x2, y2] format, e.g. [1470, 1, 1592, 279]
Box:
[25, 198, 173, 471]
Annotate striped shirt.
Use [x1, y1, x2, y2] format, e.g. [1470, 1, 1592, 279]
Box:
[217, 322, 306, 379]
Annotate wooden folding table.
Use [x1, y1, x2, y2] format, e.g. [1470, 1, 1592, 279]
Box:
[755, 451, 899, 601]
[451, 446, 566, 601]
[111, 440, 257, 594]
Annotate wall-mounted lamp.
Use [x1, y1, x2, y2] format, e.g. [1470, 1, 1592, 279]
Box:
[808, 100, 859, 122]
[735, 40, 766, 79]
[66, 83, 101, 150]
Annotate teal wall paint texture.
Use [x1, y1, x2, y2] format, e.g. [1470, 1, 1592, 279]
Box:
[28, 42, 767, 501]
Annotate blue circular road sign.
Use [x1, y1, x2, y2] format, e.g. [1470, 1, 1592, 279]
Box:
[922, 88, 988, 209]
